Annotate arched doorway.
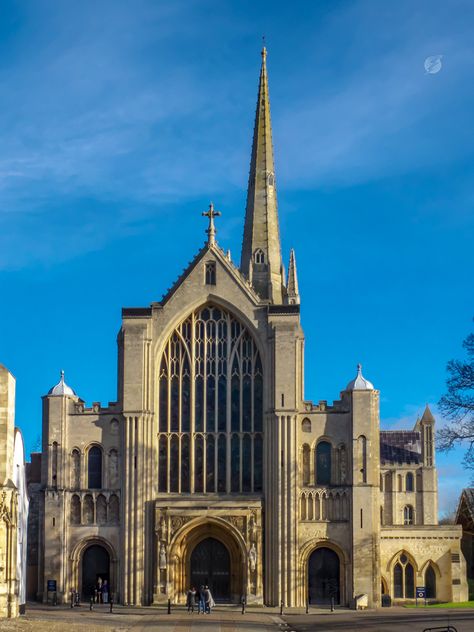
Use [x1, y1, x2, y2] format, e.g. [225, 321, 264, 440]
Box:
[190, 537, 230, 602]
[308, 547, 340, 605]
[82, 545, 110, 599]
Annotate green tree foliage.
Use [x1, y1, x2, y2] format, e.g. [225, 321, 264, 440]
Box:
[437, 327, 474, 473]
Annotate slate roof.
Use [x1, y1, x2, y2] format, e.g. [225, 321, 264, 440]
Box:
[457, 488, 474, 528]
[380, 430, 422, 465]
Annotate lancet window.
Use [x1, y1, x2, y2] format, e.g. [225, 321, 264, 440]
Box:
[157, 304, 264, 494]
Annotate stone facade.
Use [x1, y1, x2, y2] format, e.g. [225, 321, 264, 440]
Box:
[27, 49, 468, 608]
[0, 364, 28, 618]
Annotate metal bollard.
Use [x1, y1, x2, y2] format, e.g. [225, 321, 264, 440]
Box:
[71, 592, 74, 609]
[109, 598, 113, 613]
[90, 597, 93, 611]
[241, 597, 246, 614]
[306, 600, 309, 614]
[167, 598, 171, 614]
[280, 600, 283, 615]
[330, 596, 334, 612]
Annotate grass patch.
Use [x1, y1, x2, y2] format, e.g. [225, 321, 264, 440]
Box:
[404, 601, 474, 608]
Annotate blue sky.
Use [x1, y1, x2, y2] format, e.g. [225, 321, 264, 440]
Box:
[0, 0, 473, 513]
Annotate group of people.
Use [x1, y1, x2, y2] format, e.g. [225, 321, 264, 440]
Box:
[94, 576, 109, 603]
[186, 585, 216, 613]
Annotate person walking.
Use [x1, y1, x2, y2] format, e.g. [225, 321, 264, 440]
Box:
[186, 587, 196, 613]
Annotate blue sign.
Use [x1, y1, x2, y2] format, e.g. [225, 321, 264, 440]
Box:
[47, 579, 57, 592]
[416, 586, 426, 599]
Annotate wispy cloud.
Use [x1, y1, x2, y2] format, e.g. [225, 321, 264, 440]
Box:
[0, 0, 473, 269]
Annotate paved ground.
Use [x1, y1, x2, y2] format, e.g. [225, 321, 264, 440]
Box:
[0, 604, 283, 632]
[2, 604, 474, 632]
[283, 607, 474, 632]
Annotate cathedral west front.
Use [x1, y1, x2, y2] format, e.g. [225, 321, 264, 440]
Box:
[26, 48, 468, 608]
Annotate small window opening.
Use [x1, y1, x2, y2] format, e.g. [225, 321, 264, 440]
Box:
[403, 505, 414, 525]
[205, 261, 216, 285]
[254, 249, 265, 264]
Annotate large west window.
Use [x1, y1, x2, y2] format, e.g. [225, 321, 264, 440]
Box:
[158, 304, 263, 494]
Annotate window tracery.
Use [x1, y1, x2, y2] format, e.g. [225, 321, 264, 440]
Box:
[158, 304, 263, 494]
[404, 505, 414, 525]
[254, 249, 265, 264]
[393, 552, 415, 598]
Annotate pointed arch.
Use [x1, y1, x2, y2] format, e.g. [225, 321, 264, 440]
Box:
[156, 303, 265, 496]
[71, 448, 81, 489]
[425, 564, 437, 598]
[70, 494, 81, 525]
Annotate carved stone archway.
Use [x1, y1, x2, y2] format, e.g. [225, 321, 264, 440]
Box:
[299, 540, 349, 607]
[70, 537, 118, 602]
[167, 518, 246, 604]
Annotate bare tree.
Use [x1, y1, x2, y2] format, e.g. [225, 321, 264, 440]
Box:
[437, 325, 474, 474]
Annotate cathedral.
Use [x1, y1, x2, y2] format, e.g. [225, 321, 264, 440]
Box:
[27, 49, 468, 608]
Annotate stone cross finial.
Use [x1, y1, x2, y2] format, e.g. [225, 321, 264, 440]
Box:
[202, 202, 221, 246]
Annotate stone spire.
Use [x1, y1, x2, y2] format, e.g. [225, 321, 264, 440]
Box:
[286, 248, 300, 304]
[240, 47, 284, 303]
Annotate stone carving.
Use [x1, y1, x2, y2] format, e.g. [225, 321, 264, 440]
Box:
[170, 515, 192, 533]
[248, 513, 257, 542]
[249, 543, 257, 572]
[159, 515, 168, 541]
[227, 515, 245, 534]
[159, 543, 167, 570]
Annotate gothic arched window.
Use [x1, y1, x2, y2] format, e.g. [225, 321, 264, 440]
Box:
[157, 304, 264, 494]
[425, 564, 436, 598]
[108, 494, 119, 524]
[393, 553, 415, 598]
[254, 249, 265, 264]
[88, 446, 102, 489]
[96, 494, 107, 525]
[302, 444, 310, 486]
[71, 449, 81, 489]
[316, 441, 331, 485]
[83, 494, 94, 524]
[406, 472, 414, 492]
[70, 494, 81, 525]
[404, 505, 414, 525]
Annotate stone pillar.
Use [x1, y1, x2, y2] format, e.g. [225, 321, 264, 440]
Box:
[265, 308, 303, 606]
[350, 389, 381, 608]
[120, 315, 154, 605]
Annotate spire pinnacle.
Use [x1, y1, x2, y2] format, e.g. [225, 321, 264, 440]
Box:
[286, 248, 300, 304]
[240, 47, 284, 303]
[202, 202, 221, 246]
